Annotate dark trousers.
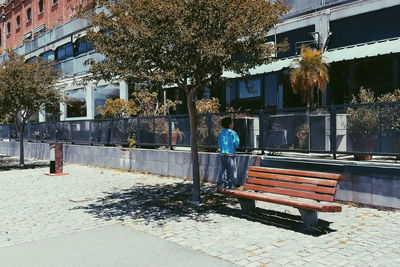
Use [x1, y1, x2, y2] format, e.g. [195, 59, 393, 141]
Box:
[218, 155, 237, 188]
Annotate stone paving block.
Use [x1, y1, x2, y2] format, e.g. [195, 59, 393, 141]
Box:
[0, 159, 399, 267]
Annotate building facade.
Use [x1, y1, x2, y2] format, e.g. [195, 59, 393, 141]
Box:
[1, 0, 400, 121]
[224, 0, 400, 110]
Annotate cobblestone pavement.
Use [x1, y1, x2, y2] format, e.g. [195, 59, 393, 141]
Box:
[1, 156, 399, 266]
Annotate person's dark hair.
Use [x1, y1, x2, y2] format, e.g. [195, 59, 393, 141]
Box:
[221, 117, 233, 128]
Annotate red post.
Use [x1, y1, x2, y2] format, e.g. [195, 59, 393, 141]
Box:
[46, 143, 68, 176]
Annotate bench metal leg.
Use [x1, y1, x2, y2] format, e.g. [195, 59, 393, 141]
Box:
[298, 209, 319, 229]
[238, 198, 256, 213]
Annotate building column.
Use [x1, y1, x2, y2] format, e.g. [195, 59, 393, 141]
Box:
[119, 81, 129, 100]
[38, 108, 46, 122]
[60, 101, 67, 121]
[86, 85, 94, 120]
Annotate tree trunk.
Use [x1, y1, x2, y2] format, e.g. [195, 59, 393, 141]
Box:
[186, 90, 201, 203]
[16, 121, 25, 167]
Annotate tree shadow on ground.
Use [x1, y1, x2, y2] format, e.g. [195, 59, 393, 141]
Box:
[75, 182, 336, 236]
[0, 155, 49, 171]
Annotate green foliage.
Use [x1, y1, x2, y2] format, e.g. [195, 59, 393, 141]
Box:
[377, 89, 400, 134]
[77, 0, 288, 89]
[77, 0, 288, 201]
[0, 51, 61, 127]
[347, 87, 379, 136]
[196, 97, 220, 114]
[289, 46, 329, 105]
[96, 89, 182, 118]
[0, 50, 61, 166]
[96, 98, 137, 118]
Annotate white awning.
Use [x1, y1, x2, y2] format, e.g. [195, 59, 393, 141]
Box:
[222, 37, 400, 79]
[222, 58, 293, 79]
[324, 37, 400, 63]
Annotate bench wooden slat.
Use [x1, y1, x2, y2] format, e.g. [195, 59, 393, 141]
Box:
[244, 184, 335, 202]
[219, 189, 342, 212]
[247, 171, 338, 187]
[246, 178, 336, 195]
[248, 166, 343, 180]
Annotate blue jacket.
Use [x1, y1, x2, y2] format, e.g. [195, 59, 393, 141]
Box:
[218, 129, 240, 154]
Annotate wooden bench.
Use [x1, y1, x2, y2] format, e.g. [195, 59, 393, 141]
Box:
[218, 166, 343, 229]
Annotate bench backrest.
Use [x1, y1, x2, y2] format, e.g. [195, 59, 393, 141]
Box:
[245, 166, 343, 202]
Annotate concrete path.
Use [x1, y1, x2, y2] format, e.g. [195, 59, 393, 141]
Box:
[0, 156, 399, 266]
[0, 224, 235, 267]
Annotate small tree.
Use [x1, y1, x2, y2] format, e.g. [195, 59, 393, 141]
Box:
[78, 0, 288, 203]
[96, 98, 138, 118]
[289, 46, 329, 107]
[96, 89, 182, 118]
[0, 51, 61, 166]
[289, 46, 329, 150]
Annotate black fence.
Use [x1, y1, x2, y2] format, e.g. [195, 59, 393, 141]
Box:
[1, 102, 400, 158]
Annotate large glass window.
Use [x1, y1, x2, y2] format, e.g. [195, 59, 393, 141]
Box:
[94, 83, 120, 118]
[56, 43, 73, 61]
[66, 88, 87, 118]
[40, 50, 55, 61]
[74, 38, 94, 55]
[238, 78, 261, 99]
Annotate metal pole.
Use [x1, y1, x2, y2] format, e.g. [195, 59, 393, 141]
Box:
[207, 114, 212, 149]
[259, 111, 265, 155]
[330, 105, 337, 159]
[168, 116, 173, 150]
[136, 117, 141, 147]
[379, 105, 382, 153]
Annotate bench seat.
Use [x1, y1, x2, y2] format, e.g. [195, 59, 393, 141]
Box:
[218, 166, 343, 229]
[218, 189, 342, 212]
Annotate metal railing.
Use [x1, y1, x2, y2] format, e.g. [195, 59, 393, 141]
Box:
[1, 102, 400, 158]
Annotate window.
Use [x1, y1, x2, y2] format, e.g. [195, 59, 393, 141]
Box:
[7, 22, 10, 34]
[94, 83, 120, 118]
[45, 103, 60, 122]
[56, 43, 73, 61]
[74, 38, 94, 55]
[238, 78, 261, 98]
[40, 50, 55, 61]
[16, 16, 21, 28]
[66, 88, 87, 118]
[39, 0, 44, 14]
[26, 8, 32, 22]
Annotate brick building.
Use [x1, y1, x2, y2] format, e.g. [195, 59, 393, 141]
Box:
[0, 0, 91, 49]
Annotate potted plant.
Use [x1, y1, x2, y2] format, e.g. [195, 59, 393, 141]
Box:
[295, 122, 309, 150]
[346, 88, 379, 160]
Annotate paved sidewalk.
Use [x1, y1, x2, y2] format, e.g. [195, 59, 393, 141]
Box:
[0, 224, 235, 267]
[0, 155, 399, 266]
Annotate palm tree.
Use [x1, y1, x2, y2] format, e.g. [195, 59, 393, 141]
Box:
[289, 46, 329, 150]
[289, 46, 329, 107]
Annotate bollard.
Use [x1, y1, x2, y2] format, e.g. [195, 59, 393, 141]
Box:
[46, 143, 69, 176]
